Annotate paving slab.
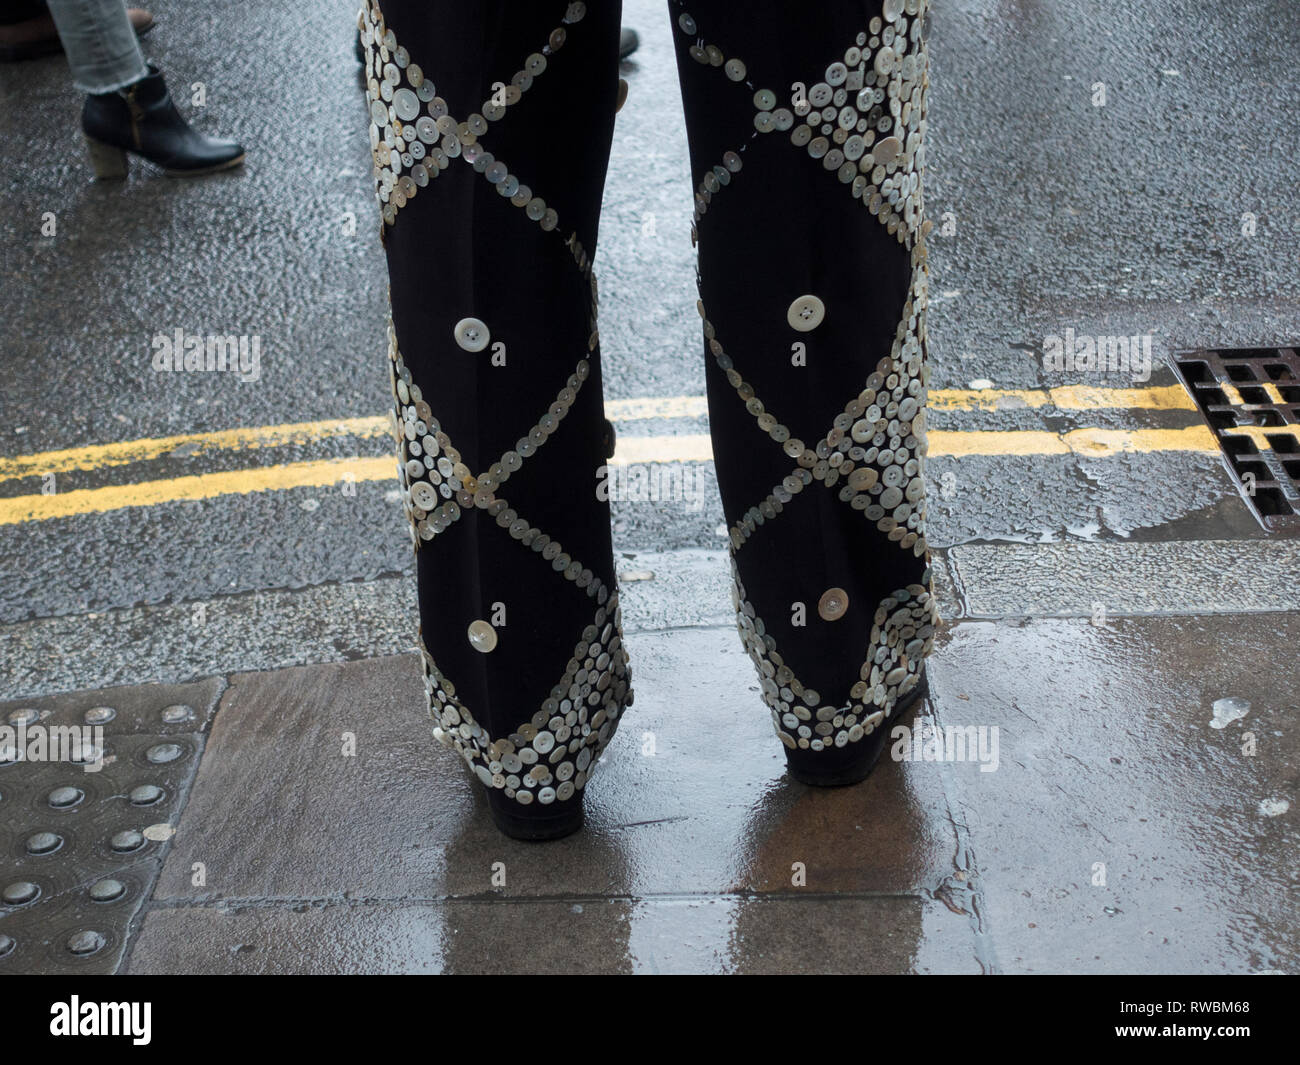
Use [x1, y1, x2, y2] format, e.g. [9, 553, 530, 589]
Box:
[927, 613, 1299, 973]
[949, 538, 1300, 618]
[0, 546, 963, 701]
[151, 632, 963, 902]
[126, 893, 974, 975]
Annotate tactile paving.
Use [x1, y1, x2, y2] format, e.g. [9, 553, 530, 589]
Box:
[0, 678, 223, 973]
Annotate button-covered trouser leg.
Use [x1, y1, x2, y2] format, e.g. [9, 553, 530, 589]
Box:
[360, 2, 631, 820]
[669, 0, 938, 771]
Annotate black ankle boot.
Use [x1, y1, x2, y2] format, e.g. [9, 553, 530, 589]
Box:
[485, 788, 585, 842]
[783, 666, 929, 787]
[81, 63, 244, 178]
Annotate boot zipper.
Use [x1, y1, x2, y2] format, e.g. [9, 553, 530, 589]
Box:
[124, 83, 143, 151]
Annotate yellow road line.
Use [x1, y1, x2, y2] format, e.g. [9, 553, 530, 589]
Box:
[1219, 382, 1246, 407]
[605, 395, 708, 421]
[0, 401, 707, 483]
[1221, 424, 1300, 448]
[928, 384, 1196, 412]
[0, 390, 1237, 527]
[0, 386, 1199, 484]
[0, 417, 391, 482]
[0, 426, 1225, 526]
[615, 426, 1220, 463]
[1059, 424, 1218, 456]
[611, 434, 713, 465]
[0, 458, 393, 525]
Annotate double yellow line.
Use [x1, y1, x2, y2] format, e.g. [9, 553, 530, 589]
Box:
[0, 386, 1259, 526]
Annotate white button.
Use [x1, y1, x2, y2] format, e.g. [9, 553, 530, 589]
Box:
[818, 587, 849, 621]
[393, 87, 419, 121]
[787, 295, 825, 331]
[454, 317, 489, 351]
[874, 135, 902, 164]
[411, 481, 438, 509]
[467, 620, 497, 652]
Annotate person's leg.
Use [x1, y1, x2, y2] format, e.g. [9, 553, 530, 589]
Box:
[45, 0, 145, 92]
[43, 0, 242, 177]
[0, 1, 153, 65]
[670, 0, 937, 783]
[359, 1, 630, 838]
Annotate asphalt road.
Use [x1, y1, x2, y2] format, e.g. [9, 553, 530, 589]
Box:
[1, 0, 1297, 681]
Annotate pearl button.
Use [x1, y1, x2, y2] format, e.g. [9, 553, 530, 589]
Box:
[411, 480, 438, 510]
[467, 620, 497, 652]
[787, 294, 825, 331]
[849, 467, 879, 491]
[393, 87, 419, 122]
[818, 587, 849, 621]
[454, 317, 489, 352]
[874, 135, 902, 164]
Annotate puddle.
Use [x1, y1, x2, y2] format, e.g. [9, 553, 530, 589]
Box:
[1209, 696, 1250, 729]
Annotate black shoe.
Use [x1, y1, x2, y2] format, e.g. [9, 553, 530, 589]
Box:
[783, 666, 929, 787]
[618, 26, 639, 60]
[81, 63, 244, 178]
[485, 787, 585, 841]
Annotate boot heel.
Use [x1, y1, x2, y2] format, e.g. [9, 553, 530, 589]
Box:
[784, 667, 929, 787]
[485, 787, 585, 841]
[85, 137, 127, 179]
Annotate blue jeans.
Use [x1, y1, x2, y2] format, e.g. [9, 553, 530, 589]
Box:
[45, 0, 146, 93]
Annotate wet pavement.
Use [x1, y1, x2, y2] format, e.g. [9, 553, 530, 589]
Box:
[1, 0, 1297, 973]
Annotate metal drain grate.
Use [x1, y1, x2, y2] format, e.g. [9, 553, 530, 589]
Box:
[1172, 346, 1300, 530]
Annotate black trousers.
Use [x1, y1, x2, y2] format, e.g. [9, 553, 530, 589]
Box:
[360, 0, 937, 815]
